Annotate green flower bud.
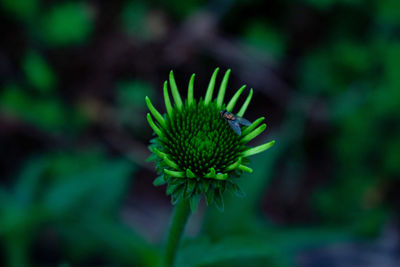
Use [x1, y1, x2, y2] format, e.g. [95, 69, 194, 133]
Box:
[146, 68, 275, 212]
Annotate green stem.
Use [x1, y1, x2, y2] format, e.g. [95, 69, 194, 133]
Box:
[163, 200, 190, 267]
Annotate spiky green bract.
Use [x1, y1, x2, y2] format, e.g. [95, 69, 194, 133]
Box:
[146, 68, 275, 212]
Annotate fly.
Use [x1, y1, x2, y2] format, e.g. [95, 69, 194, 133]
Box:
[220, 110, 251, 135]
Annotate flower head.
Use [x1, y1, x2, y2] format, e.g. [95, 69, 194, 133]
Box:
[146, 68, 275, 211]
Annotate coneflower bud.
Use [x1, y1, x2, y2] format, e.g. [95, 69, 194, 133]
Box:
[146, 68, 275, 211]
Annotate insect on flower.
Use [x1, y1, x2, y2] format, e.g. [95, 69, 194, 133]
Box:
[220, 109, 251, 135]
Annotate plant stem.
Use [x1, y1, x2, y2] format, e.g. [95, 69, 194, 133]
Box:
[163, 200, 190, 267]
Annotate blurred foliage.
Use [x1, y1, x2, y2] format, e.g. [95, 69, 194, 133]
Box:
[120, 1, 151, 41]
[157, 0, 206, 19]
[1, 0, 400, 266]
[0, 83, 88, 133]
[296, 0, 400, 239]
[0, 0, 38, 21]
[117, 80, 154, 111]
[243, 20, 286, 60]
[116, 79, 155, 131]
[304, 0, 362, 10]
[375, 0, 400, 24]
[22, 50, 56, 94]
[40, 2, 93, 46]
[0, 151, 159, 266]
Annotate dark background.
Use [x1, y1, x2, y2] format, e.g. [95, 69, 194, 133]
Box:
[1, 0, 399, 266]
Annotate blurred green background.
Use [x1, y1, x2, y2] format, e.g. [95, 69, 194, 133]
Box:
[1, 0, 399, 266]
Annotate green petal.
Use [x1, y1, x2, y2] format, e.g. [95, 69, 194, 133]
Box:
[167, 180, 183, 195]
[153, 148, 180, 169]
[204, 68, 219, 105]
[215, 173, 228, 180]
[226, 158, 241, 171]
[145, 96, 166, 127]
[214, 189, 224, 211]
[171, 184, 185, 204]
[226, 85, 246, 112]
[153, 176, 167, 186]
[241, 123, 266, 143]
[217, 69, 231, 108]
[164, 169, 185, 178]
[186, 169, 196, 178]
[187, 73, 195, 106]
[237, 89, 253, 117]
[227, 182, 246, 198]
[189, 194, 201, 212]
[242, 140, 275, 158]
[169, 70, 183, 110]
[204, 167, 216, 178]
[238, 165, 253, 173]
[153, 147, 167, 158]
[242, 117, 265, 136]
[146, 153, 157, 162]
[186, 180, 196, 196]
[164, 157, 180, 170]
[146, 113, 163, 137]
[163, 81, 173, 118]
[205, 187, 215, 205]
[204, 181, 210, 192]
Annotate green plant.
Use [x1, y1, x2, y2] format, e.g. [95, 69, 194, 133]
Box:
[146, 68, 275, 266]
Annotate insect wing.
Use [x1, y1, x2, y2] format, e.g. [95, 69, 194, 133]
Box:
[236, 116, 251, 126]
[228, 120, 241, 135]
